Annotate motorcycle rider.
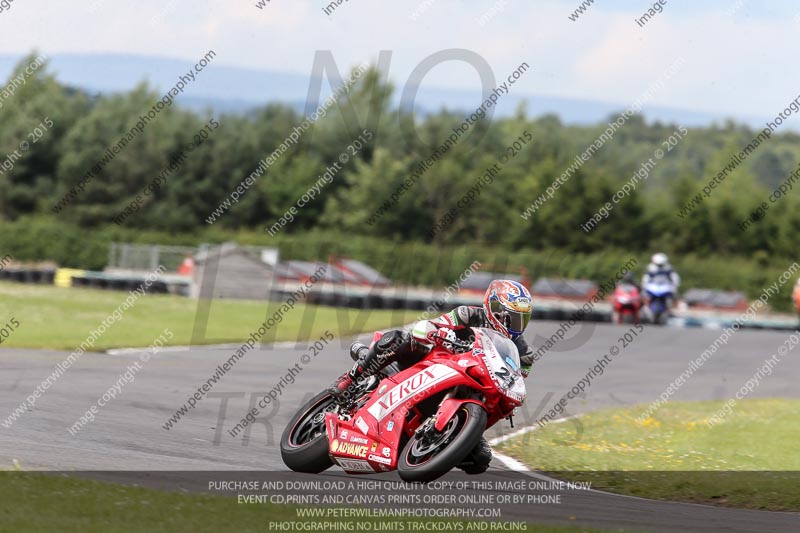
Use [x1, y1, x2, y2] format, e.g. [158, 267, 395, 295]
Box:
[641, 252, 680, 307]
[619, 271, 641, 292]
[641, 253, 680, 290]
[616, 271, 644, 320]
[328, 279, 535, 474]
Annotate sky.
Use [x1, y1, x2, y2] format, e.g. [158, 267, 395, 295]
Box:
[1, 0, 799, 120]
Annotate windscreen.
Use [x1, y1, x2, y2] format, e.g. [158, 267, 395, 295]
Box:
[474, 327, 521, 371]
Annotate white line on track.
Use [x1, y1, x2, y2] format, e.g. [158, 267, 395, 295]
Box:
[106, 340, 302, 356]
[489, 416, 578, 472]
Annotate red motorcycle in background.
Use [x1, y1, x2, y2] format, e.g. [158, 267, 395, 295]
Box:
[280, 328, 526, 482]
[793, 279, 800, 321]
[613, 283, 642, 324]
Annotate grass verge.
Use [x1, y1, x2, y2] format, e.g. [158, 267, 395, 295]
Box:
[0, 472, 613, 533]
[496, 399, 800, 511]
[0, 281, 418, 350]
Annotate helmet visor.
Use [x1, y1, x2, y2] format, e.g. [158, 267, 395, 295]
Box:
[490, 300, 531, 333]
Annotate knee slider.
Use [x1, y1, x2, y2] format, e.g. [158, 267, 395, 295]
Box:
[376, 330, 410, 355]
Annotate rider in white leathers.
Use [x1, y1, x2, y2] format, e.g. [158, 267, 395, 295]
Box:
[641, 253, 680, 289]
[641, 253, 680, 315]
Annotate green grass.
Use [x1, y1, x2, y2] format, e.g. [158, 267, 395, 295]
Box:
[496, 399, 800, 510]
[0, 281, 419, 350]
[0, 472, 614, 533]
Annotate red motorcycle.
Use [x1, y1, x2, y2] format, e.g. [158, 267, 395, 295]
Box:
[613, 283, 642, 324]
[281, 328, 526, 482]
[793, 279, 800, 319]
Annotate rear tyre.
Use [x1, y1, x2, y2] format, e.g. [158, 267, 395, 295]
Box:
[280, 391, 335, 473]
[398, 403, 487, 483]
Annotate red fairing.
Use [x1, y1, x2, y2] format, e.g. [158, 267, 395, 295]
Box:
[613, 284, 642, 324]
[325, 328, 526, 474]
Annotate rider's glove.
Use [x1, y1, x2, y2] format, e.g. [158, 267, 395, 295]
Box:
[428, 327, 458, 352]
[520, 352, 533, 378]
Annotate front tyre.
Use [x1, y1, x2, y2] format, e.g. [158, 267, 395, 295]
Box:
[458, 437, 493, 475]
[280, 391, 335, 473]
[398, 403, 487, 483]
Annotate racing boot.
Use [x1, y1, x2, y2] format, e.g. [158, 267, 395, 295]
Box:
[327, 332, 408, 399]
[327, 342, 379, 399]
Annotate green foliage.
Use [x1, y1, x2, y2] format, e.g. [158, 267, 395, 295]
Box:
[0, 280, 420, 350]
[0, 55, 799, 309]
[496, 399, 800, 510]
[0, 472, 606, 533]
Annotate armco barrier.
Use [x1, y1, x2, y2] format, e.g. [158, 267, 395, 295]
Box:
[0, 265, 56, 284]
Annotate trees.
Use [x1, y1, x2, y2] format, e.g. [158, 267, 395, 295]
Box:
[0, 54, 89, 219]
[0, 54, 798, 263]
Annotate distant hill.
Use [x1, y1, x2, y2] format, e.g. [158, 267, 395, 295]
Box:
[0, 52, 775, 129]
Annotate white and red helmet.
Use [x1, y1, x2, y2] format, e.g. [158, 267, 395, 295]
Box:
[483, 280, 533, 340]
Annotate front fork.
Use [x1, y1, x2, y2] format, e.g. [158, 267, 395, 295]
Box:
[414, 389, 456, 439]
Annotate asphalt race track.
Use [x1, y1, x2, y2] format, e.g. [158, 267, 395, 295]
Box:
[2, 320, 799, 532]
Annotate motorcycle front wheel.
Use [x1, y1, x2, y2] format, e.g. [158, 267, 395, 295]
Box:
[280, 391, 335, 473]
[398, 403, 487, 483]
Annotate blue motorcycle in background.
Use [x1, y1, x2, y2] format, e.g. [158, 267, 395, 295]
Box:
[644, 280, 674, 324]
